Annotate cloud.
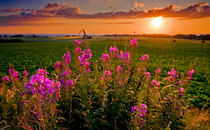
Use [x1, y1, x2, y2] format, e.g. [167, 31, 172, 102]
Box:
[44, 3, 60, 11]
[0, 8, 31, 13]
[57, 6, 82, 17]
[0, 2, 210, 26]
[146, 5, 177, 17]
[176, 2, 210, 18]
[9, 3, 82, 17]
[134, 2, 144, 10]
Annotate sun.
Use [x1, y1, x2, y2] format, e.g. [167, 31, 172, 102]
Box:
[152, 16, 162, 28]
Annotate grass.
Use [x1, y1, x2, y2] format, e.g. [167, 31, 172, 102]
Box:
[0, 36, 209, 108]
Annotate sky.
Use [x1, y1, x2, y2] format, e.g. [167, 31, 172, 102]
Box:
[0, 0, 210, 34]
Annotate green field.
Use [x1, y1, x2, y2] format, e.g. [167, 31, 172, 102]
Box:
[0, 36, 209, 107]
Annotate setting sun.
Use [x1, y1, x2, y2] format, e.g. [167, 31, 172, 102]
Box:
[152, 17, 163, 28]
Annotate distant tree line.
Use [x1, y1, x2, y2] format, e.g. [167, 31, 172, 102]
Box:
[0, 34, 40, 38]
[173, 34, 210, 40]
[1, 34, 210, 41]
[0, 39, 23, 43]
[104, 34, 210, 40]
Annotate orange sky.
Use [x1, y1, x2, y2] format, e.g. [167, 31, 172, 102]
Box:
[0, 17, 209, 34]
[0, 1, 210, 34]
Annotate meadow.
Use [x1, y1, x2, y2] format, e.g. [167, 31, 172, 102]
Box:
[0, 36, 209, 129]
[0, 36, 209, 108]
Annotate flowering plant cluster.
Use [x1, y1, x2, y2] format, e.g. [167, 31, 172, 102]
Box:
[0, 38, 197, 130]
[19, 69, 61, 129]
[140, 54, 149, 61]
[109, 46, 119, 58]
[100, 70, 112, 81]
[24, 69, 61, 101]
[131, 104, 147, 129]
[130, 38, 138, 48]
[101, 53, 109, 62]
[79, 49, 92, 73]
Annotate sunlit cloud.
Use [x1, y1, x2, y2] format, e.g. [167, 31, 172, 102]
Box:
[0, 2, 210, 26]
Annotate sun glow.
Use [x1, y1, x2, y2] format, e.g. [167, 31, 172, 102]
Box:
[152, 16, 162, 28]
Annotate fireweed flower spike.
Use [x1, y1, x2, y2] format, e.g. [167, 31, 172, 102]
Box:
[79, 49, 92, 72]
[151, 80, 160, 87]
[65, 80, 74, 89]
[119, 51, 130, 63]
[62, 51, 71, 65]
[23, 70, 29, 77]
[101, 53, 109, 62]
[22, 69, 61, 129]
[179, 88, 184, 96]
[167, 68, 178, 81]
[100, 70, 112, 80]
[75, 40, 82, 46]
[2, 76, 9, 82]
[187, 69, 194, 80]
[25, 69, 61, 100]
[116, 66, 122, 73]
[145, 72, 150, 79]
[59, 68, 72, 85]
[79, 49, 92, 63]
[140, 54, 149, 61]
[178, 80, 182, 86]
[130, 38, 138, 48]
[131, 104, 147, 128]
[180, 88, 184, 92]
[109, 46, 119, 58]
[156, 68, 161, 73]
[9, 68, 19, 79]
[75, 47, 82, 55]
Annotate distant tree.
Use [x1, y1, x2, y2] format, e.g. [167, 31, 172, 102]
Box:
[32, 34, 38, 38]
[11, 34, 24, 37]
[201, 40, 205, 43]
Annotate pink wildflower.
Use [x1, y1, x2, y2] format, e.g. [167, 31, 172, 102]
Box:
[179, 88, 184, 92]
[23, 70, 29, 77]
[116, 66, 122, 73]
[156, 68, 161, 73]
[119, 51, 130, 63]
[140, 54, 149, 61]
[75, 47, 82, 55]
[79, 49, 92, 63]
[9, 68, 19, 79]
[187, 69, 194, 80]
[130, 38, 138, 48]
[109, 46, 119, 58]
[75, 40, 82, 46]
[167, 68, 178, 81]
[178, 80, 182, 86]
[145, 72, 150, 79]
[2, 76, 9, 82]
[101, 53, 109, 62]
[79, 49, 92, 72]
[151, 80, 160, 87]
[66, 80, 74, 89]
[101, 70, 112, 80]
[63, 51, 71, 64]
